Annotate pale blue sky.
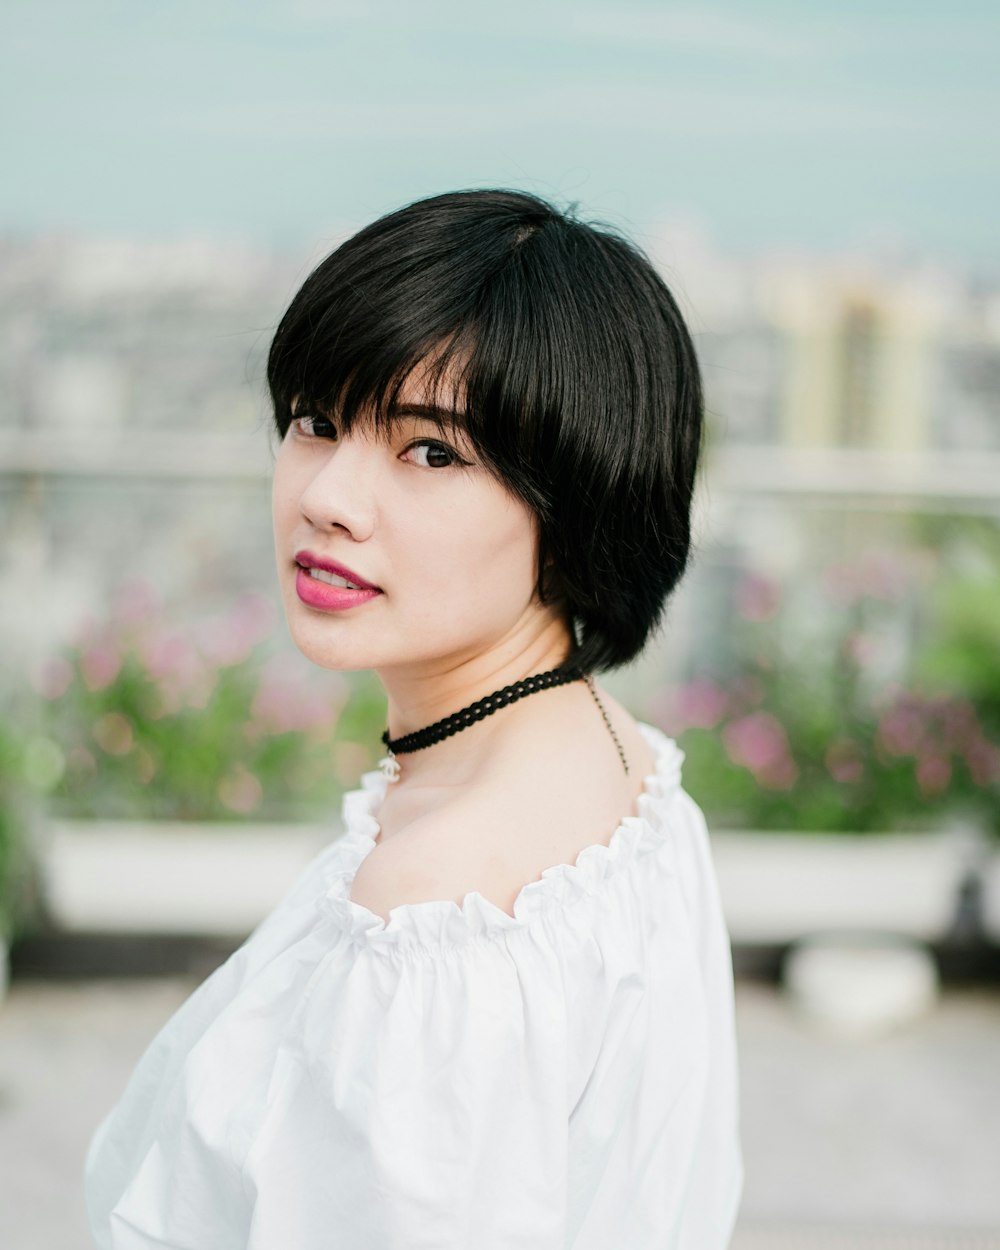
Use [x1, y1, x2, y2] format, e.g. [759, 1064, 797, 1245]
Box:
[2, 0, 997, 265]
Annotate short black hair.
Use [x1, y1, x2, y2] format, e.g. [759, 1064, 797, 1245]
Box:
[267, 188, 704, 674]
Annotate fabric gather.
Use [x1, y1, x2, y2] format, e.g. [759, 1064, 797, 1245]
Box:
[318, 722, 687, 953]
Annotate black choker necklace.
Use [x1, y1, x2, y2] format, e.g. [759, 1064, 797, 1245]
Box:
[379, 664, 630, 779]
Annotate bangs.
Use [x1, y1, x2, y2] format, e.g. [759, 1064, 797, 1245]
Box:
[281, 332, 479, 453]
[267, 195, 648, 518]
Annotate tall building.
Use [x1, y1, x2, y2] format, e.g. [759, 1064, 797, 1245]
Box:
[763, 266, 942, 453]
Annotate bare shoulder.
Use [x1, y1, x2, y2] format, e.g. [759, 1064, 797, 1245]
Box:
[348, 803, 524, 923]
[349, 690, 660, 924]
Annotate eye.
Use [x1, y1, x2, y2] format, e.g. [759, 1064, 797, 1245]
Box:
[403, 439, 463, 469]
[290, 412, 337, 440]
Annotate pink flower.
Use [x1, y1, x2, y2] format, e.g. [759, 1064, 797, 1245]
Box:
[92, 712, 134, 756]
[825, 738, 864, 784]
[915, 752, 952, 797]
[674, 679, 730, 730]
[113, 578, 160, 627]
[199, 594, 278, 668]
[139, 632, 213, 709]
[940, 699, 977, 751]
[859, 549, 909, 602]
[730, 675, 765, 708]
[32, 656, 74, 700]
[723, 711, 797, 789]
[824, 561, 864, 607]
[736, 573, 781, 622]
[80, 643, 122, 692]
[759, 755, 799, 790]
[825, 549, 911, 607]
[250, 653, 347, 736]
[877, 703, 926, 757]
[965, 736, 1000, 787]
[140, 633, 201, 683]
[217, 766, 263, 815]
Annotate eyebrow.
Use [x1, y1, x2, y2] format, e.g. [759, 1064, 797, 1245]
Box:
[387, 402, 470, 433]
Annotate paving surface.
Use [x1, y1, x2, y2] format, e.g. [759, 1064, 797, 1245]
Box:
[0, 975, 998, 1249]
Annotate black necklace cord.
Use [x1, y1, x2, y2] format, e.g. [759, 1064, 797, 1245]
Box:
[379, 663, 630, 775]
[583, 674, 630, 776]
[381, 664, 582, 755]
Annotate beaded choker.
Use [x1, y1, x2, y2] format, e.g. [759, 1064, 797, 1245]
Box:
[379, 664, 630, 781]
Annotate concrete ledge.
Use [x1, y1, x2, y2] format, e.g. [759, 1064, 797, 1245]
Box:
[41, 820, 335, 938]
[32, 820, 988, 949]
[709, 830, 975, 945]
[10, 821, 1000, 986]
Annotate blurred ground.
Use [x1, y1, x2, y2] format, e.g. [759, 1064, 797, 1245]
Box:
[0, 976, 998, 1249]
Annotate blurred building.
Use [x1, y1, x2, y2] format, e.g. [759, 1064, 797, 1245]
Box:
[690, 250, 1000, 457]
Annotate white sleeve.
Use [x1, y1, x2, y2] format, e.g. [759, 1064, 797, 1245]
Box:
[242, 937, 570, 1250]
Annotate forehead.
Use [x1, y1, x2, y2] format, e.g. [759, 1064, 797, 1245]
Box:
[363, 352, 473, 440]
[393, 352, 467, 412]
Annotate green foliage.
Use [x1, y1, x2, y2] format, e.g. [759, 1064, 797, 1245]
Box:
[0, 725, 22, 940]
[28, 589, 387, 823]
[0, 723, 46, 942]
[911, 517, 1000, 748]
[648, 527, 1000, 837]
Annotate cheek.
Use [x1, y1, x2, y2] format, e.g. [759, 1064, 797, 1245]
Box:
[271, 453, 301, 530]
[412, 491, 538, 611]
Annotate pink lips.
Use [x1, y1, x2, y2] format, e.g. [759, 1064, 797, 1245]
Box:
[294, 549, 382, 612]
[295, 550, 380, 589]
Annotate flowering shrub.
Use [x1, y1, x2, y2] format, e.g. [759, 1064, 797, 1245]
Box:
[649, 531, 1000, 836]
[0, 724, 46, 942]
[28, 582, 387, 822]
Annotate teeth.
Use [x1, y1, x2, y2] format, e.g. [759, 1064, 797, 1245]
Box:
[308, 567, 362, 590]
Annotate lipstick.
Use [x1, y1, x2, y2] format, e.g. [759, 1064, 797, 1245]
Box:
[294, 550, 382, 612]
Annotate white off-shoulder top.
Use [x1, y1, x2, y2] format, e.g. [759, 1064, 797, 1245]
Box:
[83, 722, 742, 1249]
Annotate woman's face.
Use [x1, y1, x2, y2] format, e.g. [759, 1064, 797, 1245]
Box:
[271, 367, 561, 677]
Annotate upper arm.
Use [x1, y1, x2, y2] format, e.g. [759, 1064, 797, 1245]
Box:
[243, 933, 571, 1248]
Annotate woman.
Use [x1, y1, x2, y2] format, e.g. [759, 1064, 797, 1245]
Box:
[84, 189, 743, 1248]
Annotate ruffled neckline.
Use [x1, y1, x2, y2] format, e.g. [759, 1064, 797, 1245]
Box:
[319, 721, 685, 954]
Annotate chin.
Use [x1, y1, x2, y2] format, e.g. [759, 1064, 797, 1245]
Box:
[293, 637, 374, 674]
[281, 612, 372, 673]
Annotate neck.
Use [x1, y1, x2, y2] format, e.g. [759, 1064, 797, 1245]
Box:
[375, 617, 576, 782]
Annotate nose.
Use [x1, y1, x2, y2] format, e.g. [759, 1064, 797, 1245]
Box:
[297, 433, 379, 542]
